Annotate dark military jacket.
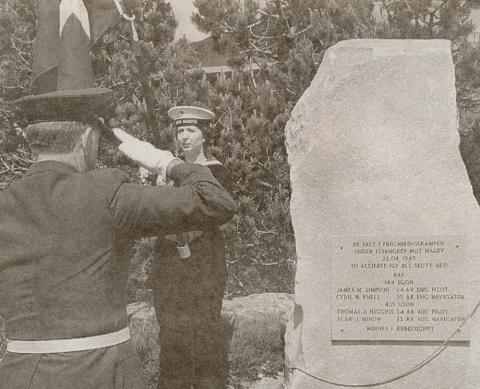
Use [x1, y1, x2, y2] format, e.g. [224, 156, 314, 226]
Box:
[0, 160, 236, 341]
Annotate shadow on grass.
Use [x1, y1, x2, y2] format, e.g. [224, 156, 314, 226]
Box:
[228, 312, 285, 386]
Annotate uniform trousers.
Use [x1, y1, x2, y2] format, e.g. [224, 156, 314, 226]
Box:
[0, 339, 147, 389]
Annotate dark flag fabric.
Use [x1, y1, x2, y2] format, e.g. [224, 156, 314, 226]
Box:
[30, 0, 60, 95]
[31, 0, 119, 94]
[17, 0, 120, 122]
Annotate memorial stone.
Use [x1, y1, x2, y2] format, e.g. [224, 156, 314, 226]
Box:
[284, 40, 480, 389]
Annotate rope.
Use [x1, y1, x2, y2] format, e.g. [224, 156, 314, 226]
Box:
[112, 0, 138, 41]
[287, 297, 480, 387]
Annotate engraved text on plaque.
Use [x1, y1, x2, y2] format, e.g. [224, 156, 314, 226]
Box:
[331, 235, 469, 342]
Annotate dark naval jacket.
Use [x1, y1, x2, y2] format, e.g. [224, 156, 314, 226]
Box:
[0, 160, 236, 341]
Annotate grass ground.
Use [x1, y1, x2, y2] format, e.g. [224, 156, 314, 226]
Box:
[228, 313, 285, 386]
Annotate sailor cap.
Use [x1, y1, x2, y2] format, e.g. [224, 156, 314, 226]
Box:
[168, 106, 215, 126]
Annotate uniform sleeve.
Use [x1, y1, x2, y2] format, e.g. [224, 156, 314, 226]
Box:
[108, 163, 236, 238]
[208, 165, 234, 195]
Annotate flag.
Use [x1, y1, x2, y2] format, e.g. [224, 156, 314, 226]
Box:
[31, 0, 120, 94]
[17, 0, 120, 123]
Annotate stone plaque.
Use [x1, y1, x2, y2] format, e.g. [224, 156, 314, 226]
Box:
[331, 235, 469, 342]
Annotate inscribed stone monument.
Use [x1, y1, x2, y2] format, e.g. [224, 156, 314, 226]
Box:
[284, 40, 480, 389]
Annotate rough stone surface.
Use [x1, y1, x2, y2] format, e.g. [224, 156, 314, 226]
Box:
[284, 39, 480, 388]
[223, 293, 293, 327]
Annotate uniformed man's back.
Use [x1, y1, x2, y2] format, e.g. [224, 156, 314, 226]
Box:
[0, 162, 130, 341]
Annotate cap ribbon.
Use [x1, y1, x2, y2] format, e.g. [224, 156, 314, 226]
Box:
[175, 119, 200, 126]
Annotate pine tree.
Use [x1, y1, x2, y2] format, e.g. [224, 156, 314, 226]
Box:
[3, 0, 480, 296]
[0, 0, 36, 186]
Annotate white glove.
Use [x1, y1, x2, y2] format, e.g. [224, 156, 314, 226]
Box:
[112, 128, 178, 179]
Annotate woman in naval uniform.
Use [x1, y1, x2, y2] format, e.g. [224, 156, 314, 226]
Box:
[150, 106, 234, 389]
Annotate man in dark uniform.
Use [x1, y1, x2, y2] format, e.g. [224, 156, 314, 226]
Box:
[0, 2, 236, 386]
[0, 120, 236, 389]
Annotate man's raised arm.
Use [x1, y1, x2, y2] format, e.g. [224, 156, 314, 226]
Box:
[108, 129, 236, 237]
